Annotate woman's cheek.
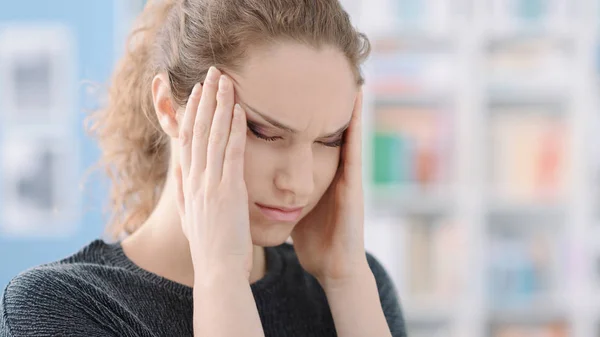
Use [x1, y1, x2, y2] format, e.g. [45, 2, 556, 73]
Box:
[243, 137, 270, 181]
[313, 146, 341, 188]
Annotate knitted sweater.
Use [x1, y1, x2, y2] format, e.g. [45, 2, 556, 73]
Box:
[1, 239, 407, 336]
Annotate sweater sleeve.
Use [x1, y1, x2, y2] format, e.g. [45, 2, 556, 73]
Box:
[366, 252, 408, 337]
[0, 268, 121, 337]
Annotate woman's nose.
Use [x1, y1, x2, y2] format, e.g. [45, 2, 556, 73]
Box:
[274, 149, 315, 201]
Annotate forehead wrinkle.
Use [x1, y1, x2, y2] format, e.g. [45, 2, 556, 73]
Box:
[228, 74, 350, 138]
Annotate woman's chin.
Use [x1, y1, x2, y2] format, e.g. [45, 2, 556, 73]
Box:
[249, 221, 296, 247]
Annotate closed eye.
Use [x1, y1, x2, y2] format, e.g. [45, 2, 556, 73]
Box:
[247, 123, 281, 142]
[247, 120, 344, 147]
[318, 138, 343, 147]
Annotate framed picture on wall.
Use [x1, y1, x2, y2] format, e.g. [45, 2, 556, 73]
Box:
[0, 133, 79, 238]
[0, 23, 75, 126]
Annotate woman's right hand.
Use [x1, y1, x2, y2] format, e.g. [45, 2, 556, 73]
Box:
[174, 66, 253, 281]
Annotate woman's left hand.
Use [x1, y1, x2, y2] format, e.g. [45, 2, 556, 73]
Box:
[291, 90, 370, 289]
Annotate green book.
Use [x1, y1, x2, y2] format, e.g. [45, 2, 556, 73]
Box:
[373, 133, 404, 185]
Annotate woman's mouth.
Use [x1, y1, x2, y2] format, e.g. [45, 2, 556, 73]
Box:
[255, 203, 304, 222]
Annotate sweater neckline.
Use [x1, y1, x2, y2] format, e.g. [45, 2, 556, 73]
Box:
[96, 239, 287, 298]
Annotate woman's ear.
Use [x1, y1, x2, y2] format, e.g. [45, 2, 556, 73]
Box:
[152, 73, 180, 138]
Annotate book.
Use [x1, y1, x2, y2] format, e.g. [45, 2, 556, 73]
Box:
[489, 109, 566, 202]
[372, 106, 453, 188]
[405, 216, 464, 300]
[488, 223, 562, 308]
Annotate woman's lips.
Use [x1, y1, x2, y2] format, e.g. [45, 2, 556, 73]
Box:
[255, 203, 304, 222]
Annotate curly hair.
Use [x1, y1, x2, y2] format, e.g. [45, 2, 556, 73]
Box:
[86, 0, 371, 239]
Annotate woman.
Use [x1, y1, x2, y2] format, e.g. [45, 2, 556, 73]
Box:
[0, 0, 406, 336]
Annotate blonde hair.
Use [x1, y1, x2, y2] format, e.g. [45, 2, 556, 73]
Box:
[87, 0, 371, 239]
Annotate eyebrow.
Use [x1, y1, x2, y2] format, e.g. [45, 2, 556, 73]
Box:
[241, 102, 351, 138]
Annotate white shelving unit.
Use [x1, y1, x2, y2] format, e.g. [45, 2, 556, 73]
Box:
[346, 0, 600, 336]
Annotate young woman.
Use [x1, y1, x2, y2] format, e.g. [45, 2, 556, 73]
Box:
[0, 0, 406, 336]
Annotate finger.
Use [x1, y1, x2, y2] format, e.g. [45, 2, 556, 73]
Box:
[223, 103, 247, 182]
[189, 66, 221, 178]
[343, 90, 363, 181]
[206, 75, 235, 184]
[179, 83, 202, 180]
[174, 165, 185, 217]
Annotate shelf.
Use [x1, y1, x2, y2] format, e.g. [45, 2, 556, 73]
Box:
[487, 90, 569, 108]
[483, 25, 574, 44]
[359, 1, 596, 336]
[404, 302, 455, 323]
[486, 198, 566, 218]
[489, 306, 566, 325]
[484, 32, 574, 50]
[374, 93, 453, 107]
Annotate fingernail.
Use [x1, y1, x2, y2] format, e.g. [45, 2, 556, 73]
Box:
[205, 66, 219, 84]
[234, 103, 242, 114]
[218, 75, 229, 92]
[192, 82, 201, 94]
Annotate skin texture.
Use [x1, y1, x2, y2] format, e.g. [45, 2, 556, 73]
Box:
[120, 42, 393, 337]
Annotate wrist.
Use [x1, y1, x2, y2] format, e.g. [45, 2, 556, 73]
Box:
[192, 253, 251, 280]
[194, 266, 249, 290]
[318, 262, 374, 293]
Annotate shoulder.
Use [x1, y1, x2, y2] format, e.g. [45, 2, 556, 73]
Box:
[365, 252, 389, 278]
[365, 252, 407, 337]
[4, 239, 109, 297]
[364, 251, 401, 301]
[365, 252, 396, 291]
[3, 239, 114, 297]
[3, 262, 96, 298]
[1, 267, 87, 335]
[3, 239, 116, 304]
[1, 240, 117, 336]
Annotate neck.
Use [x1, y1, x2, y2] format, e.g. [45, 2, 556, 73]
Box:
[121, 166, 266, 287]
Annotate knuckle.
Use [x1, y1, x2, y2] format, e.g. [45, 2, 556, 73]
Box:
[219, 178, 234, 191]
[190, 185, 205, 201]
[193, 122, 210, 138]
[217, 88, 229, 100]
[202, 185, 219, 203]
[217, 94, 233, 107]
[227, 144, 245, 160]
[210, 131, 226, 146]
[221, 175, 241, 189]
[191, 191, 205, 207]
[188, 175, 202, 190]
[222, 181, 245, 200]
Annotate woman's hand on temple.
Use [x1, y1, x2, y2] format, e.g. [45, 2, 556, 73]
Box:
[291, 90, 370, 290]
[174, 66, 253, 281]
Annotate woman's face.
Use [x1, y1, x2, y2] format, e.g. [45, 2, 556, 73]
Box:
[229, 42, 358, 247]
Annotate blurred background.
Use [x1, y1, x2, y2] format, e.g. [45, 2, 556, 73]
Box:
[0, 0, 599, 336]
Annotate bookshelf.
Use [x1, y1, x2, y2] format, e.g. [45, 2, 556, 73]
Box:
[346, 0, 600, 336]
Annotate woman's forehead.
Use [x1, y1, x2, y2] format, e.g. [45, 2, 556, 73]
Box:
[229, 43, 357, 131]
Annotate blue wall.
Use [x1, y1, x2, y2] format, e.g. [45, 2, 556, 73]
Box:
[0, 0, 127, 290]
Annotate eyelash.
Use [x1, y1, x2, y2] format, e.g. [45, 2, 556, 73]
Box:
[248, 126, 280, 142]
[247, 125, 342, 147]
[323, 139, 343, 148]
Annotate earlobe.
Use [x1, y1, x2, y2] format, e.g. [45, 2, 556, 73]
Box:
[152, 73, 180, 138]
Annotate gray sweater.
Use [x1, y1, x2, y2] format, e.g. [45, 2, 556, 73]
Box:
[1, 239, 407, 337]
